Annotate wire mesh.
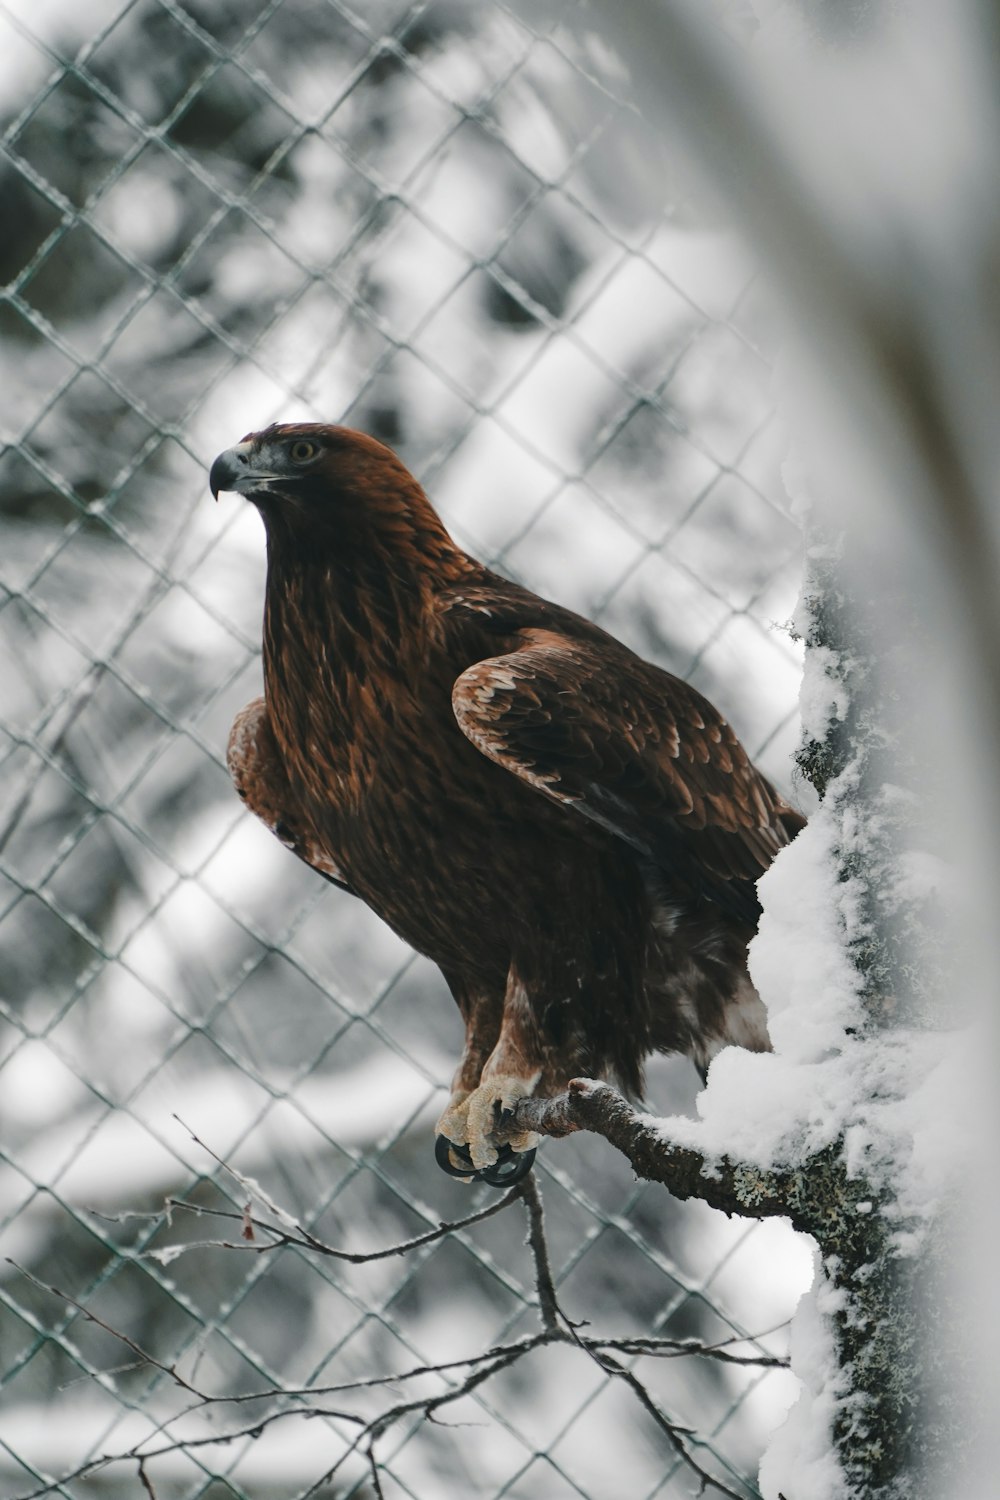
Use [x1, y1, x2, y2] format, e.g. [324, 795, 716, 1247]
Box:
[0, 1, 808, 1496]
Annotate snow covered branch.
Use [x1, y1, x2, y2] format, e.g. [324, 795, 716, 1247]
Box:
[515, 1081, 800, 1223]
[515, 1083, 897, 1261]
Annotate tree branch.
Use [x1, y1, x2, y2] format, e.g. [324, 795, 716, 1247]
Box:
[513, 1079, 801, 1224]
[514, 1080, 891, 1257]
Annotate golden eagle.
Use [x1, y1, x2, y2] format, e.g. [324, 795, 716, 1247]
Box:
[210, 423, 803, 1185]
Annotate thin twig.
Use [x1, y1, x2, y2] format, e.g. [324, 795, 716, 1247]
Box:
[304, 1341, 539, 1498]
[149, 1189, 520, 1262]
[593, 1334, 788, 1369]
[137, 1458, 159, 1499]
[518, 1174, 562, 1333]
[11, 1251, 775, 1500]
[10, 1258, 556, 1406]
[366, 1445, 385, 1499]
[6, 1262, 201, 1397]
[10, 1405, 368, 1500]
[164, 1121, 522, 1262]
[585, 1346, 746, 1500]
[515, 1171, 749, 1500]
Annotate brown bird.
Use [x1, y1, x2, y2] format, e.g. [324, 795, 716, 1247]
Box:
[210, 423, 803, 1184]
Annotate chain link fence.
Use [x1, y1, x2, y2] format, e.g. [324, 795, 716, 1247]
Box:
[0, 2, 809, 1495]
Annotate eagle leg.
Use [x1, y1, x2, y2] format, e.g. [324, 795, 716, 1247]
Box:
[434, 986, 501, 1166]
[453, 965, 543, 1169]
[433, 969, 542, 1174]
[435, 1087, 473, 1161]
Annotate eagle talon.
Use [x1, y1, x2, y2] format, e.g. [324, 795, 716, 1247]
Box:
[434, 1135, 536, 1187]
[434, 1136, 477, 1178]
[479, 1144, 536, 1187]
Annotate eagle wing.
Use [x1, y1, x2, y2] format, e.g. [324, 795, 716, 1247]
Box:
[227, 697, 354, 894]
[452, 627, 802, 920]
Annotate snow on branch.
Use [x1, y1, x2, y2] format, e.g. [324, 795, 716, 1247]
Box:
[514, 1080, 797, 1221]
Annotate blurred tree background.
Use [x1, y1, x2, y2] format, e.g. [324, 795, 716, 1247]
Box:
[0, 1, 808, 1496]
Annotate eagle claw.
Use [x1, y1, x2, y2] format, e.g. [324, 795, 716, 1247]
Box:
[434, 1135, 536, 1188]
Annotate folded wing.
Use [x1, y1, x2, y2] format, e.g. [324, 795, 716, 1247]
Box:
[452, 628, 802, 922]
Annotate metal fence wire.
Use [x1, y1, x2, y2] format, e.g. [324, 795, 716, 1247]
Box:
[0, 1, 810, 1496]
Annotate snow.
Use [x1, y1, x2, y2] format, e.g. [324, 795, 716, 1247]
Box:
[758, 1248, 845, 1500]
[147, 1243, 188, 1268]
[649, 805, 865, 1170]
[642, 554, 970, 1496]
[753, 811, 866, 1065]
[797, 642, 849, 747]
[232, 1173, 302, 1231]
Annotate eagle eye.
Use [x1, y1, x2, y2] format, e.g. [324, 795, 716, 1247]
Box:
[289, 439, 319, 464]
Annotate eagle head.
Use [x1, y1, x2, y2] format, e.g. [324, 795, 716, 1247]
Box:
[210, 420, 465, 580]
[209, 422, 418, 514]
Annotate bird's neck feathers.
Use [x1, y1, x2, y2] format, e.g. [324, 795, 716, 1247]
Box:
[264, 460, 466, 580]
[259, 474, 472, 711]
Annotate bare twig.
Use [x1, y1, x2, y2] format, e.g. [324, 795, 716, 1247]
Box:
[592, 1333, 788, 1369]
[163, 1118, 522, 1262]
[584, 1346, 745, 1500]
[137, 1458, 159, 1500]
[14, 1131, 787, 1500]
[142, 1190, 523, 1265]
[514, 1180, 747, 1500]
[366, 1445, 385, 1499]
[517, 1174, 562, 1333]
[10, 1404, 369, 1500]
[10, 1228, 780, 1500]
[301, 1338, 543, 1498]
[6, 1262, 201, 1397]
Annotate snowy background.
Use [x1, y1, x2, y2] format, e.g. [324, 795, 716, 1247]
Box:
[0, 2, 814, 1496]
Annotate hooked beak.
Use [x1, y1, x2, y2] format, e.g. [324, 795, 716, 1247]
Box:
[209, 442, 252, 501]
[209, 441, 285, 501]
